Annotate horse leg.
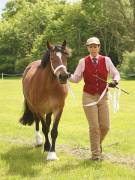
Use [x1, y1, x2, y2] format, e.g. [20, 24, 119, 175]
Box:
[47, 110, 62, 160]
[35, 118, 43, 147]
[44, 113, 52, 151]
[41, 113, 52, 152]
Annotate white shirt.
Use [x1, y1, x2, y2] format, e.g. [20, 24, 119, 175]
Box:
[70, 55, 120, 83]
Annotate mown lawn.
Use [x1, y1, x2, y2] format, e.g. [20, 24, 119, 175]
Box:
[0, 78, 135, 180]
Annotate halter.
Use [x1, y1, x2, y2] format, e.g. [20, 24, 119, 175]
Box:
[50, 50, 67, 75]
[51, 64, 67, 75]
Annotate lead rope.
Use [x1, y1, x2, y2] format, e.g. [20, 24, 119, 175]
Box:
[83, 85, 121, 112]
[67, 81, 76, 101]
[113, 85, 121, 112]
[108, 86, 121, 112]
[83, 84, 109, 107]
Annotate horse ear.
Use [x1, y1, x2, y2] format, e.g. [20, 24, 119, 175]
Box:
[47, 41, 53, 50]
[62, 40, 66, 49]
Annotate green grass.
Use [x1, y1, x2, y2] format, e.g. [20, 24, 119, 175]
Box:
[0, 78, 135, 180]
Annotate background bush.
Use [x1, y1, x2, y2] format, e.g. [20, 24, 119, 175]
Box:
[120, 51, 135, 78]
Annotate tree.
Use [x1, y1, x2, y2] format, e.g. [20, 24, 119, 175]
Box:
[0, 0, 135, 73]
[0, 0, 58, 73]
[31, 3, 89, 72]
[81, 0, 134, 65]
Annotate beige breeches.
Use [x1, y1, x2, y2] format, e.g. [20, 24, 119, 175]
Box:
[83, 92, 110, 157]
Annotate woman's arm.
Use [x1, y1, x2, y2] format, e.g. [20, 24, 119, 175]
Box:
[106, 57, 120, 82]
[69, 58, 85, 83]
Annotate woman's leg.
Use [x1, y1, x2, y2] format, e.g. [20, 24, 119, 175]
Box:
[98, 93, 110, 148]
[83, 92, 101, 159]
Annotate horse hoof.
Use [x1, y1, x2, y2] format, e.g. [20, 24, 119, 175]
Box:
[35, 139, 43, 147]
[35, 131, 43, 147]
[46, 152, 59, 161]
[35, 138, 43, 147]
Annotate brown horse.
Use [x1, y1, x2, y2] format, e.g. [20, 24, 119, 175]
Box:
[20, 40, 70, 160]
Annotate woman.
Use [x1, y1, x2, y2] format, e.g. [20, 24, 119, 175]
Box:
[69, 37, 120, 160]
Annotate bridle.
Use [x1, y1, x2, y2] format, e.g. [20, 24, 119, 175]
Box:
[51, 64, 67, 75]
[50, 47, 68, 75]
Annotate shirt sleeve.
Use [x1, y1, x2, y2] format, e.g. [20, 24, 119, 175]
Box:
[105, 57, 120, 82]
[69, 58, 85, 83]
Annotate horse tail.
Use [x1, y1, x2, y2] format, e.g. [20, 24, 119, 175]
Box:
[19, 100, 35, 126]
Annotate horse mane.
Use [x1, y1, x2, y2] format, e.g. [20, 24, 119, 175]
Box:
[40, 50, 50, 68]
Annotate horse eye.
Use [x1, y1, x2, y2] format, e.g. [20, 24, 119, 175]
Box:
[64, 52, 69, 55]
[62, 51, 68, 55]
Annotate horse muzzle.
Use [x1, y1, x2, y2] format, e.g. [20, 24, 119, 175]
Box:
[58, 72, 69, 84]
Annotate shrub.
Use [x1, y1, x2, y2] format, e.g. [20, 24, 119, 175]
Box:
[15, 56, 32, 73]
[120, 51, 135, 79]
[0, 55, 15, 73]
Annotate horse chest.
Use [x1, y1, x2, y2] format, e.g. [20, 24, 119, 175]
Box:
[39, 97, 64, 114]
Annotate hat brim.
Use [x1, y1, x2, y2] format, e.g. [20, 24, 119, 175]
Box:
[86, 42, 100, 45]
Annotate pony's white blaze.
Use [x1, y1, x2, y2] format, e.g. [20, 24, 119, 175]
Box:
[52, 64, 67, 75]
[56, 52, 62, 61]
[47, 152, 59, 160]
[35, 131, 43, 146]
[51, 51, 66, 74]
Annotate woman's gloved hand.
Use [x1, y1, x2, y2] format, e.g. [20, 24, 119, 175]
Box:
[109, 80, 118, 88]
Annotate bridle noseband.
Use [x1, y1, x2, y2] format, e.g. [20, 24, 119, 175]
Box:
[50, 46, 68, 75]
[52, 64, 67, 75]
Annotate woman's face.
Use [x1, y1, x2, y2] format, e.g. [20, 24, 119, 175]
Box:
[87, 44, 100, 57]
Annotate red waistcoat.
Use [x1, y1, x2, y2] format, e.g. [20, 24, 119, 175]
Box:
[83, 55, 108, 95]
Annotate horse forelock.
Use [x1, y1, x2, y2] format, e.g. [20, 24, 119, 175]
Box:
[55, 45, 63, 52]
[55, 45, 70, 55]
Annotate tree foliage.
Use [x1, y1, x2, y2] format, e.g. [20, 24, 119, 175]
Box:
[120, 50, 135, 78]
[0, 0, 135, 74]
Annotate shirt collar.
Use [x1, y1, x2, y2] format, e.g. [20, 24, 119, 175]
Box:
[90, 54, 99, 59]
[90, 54, 99, 63]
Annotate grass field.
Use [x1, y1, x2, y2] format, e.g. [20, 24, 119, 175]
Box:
[0, 78, 135, 180]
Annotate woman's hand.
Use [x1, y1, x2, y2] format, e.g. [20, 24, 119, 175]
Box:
[109, 80, 118, 88]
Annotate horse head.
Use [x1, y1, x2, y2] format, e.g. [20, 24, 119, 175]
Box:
[47, 40, 70, 84]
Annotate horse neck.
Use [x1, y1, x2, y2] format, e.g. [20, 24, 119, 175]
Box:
[41, 62, 56, 82]
[39, 63, 68, 98]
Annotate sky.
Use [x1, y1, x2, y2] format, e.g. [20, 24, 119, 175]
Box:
[0, 0, 80, 17]
[0, 0, 8, 17]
